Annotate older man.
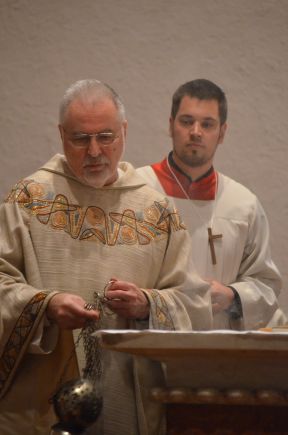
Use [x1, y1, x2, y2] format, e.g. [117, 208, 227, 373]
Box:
[137, 79, 287, 330]
[0, 80, 212, 435]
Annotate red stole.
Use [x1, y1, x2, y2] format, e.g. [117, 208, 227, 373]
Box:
[151, 158, 217, 200]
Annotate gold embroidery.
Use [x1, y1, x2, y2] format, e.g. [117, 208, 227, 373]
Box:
[0, 292, 48, 397]
[29, 183, 45, 198]
[121, 226, 137, 244]
[149, 290, 175, 330]
[144, 206, 159, 221]
[86, 207, 105, 226]
[7, 180, 186, 245]
[51, 211, 67, 229]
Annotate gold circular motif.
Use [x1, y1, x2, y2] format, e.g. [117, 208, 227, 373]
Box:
[52, 211, 67, 228]
[86, 207, 104, 225]
[29, 183, 45, 198]
[121, 226, 136, 243]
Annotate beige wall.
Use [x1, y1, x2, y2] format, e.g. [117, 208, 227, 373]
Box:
[1, 0, 287, 313]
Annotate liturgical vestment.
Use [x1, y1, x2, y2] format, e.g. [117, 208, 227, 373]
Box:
[0, 154, 212, 435]
[137, 161, 286, 330]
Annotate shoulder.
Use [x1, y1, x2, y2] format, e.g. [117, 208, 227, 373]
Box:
[136, 164, 166, 195]
[217, 173, 265, 220]
[4, 165, 59, 211]
[4, 155, 64, 205]
[136, 165, 154, 177]
[219, 173, 259, 203]
[137, 179, 180, 216]
[5, 177, 46, 205]
[122, 164, 185, 229]
[136, 165, 158, 185]
[121, 162, 164, 200]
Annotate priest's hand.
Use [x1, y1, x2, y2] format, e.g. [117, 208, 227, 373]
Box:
[46, 293, 100, 329]
[105, 278, 150, 320]
[207, 279, 235, 314]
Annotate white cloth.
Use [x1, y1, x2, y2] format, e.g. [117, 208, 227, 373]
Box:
[137, 165, 287, 330]
[0, 154, 212, 435]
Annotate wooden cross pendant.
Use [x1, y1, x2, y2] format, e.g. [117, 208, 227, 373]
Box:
[207, 227, 222, 265]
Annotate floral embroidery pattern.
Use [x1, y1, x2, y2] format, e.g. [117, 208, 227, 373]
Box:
[6, 179, 186, 245]
[0, 292, 47, 398]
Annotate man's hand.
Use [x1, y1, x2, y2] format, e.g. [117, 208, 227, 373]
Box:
[105, 279, 150, 320]
[46, 293, 100, 329]
[207, 279, 235, 314]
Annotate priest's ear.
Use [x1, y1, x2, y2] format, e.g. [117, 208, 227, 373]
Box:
[121, 119, 128, 140]
[218, 122, 227, 144]
[58, 124, 65, 144]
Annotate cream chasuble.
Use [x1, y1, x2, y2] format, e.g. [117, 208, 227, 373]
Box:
[137, 164, 287, 330]
[0, 154, 212, 435]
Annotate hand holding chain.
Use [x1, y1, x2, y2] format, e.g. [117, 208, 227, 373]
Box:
[50, 280, 115, 434]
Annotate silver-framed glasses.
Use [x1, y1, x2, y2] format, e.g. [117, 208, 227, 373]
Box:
[62, 127, 119, 148]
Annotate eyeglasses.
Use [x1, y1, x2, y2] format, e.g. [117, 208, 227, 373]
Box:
[62, 127, 119, 148]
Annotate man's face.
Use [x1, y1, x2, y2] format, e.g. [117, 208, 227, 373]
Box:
[170, 96, 227, 172]
[59, 98, 127, 187]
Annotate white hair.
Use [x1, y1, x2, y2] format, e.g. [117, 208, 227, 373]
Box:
[59, 79, 126, 124]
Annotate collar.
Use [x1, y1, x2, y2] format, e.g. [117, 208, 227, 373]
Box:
[151, 153, 217, 200]
[168, 151, 214, 183]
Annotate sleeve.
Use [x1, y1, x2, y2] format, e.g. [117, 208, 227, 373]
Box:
[226, 286, 243, 319]
[229, 198, 287, 329]
[139, 202, 213, 331]
[0, 201, 58, 398]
